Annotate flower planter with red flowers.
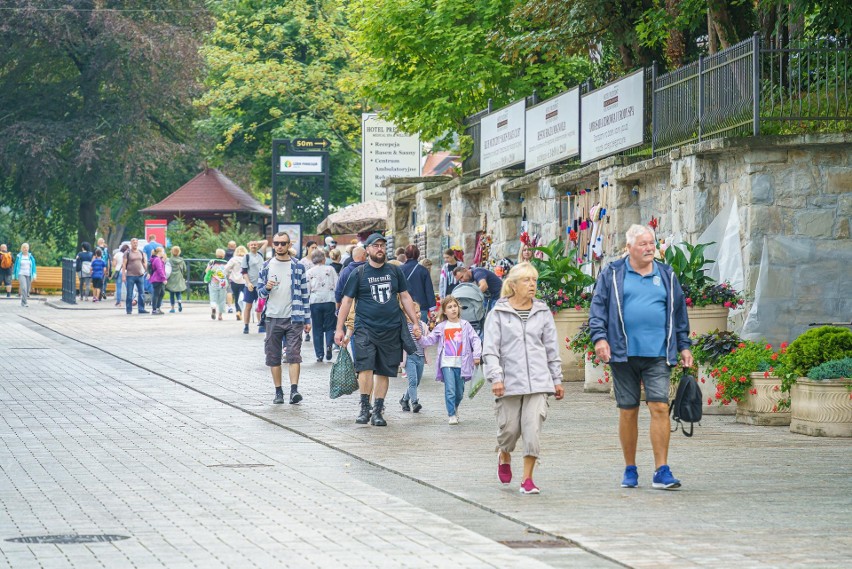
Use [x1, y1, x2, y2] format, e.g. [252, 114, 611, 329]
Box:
[736, 373, 791, 426]
[554, 309, 590, 381]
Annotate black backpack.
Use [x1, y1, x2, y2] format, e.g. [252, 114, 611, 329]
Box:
[670, 373, 703, 437]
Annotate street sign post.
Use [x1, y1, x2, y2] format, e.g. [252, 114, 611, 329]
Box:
[292, 138, 332, 151]
[271, 139, 330, 234]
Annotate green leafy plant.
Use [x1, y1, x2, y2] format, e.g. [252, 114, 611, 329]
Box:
[660, 241, 745, 309]
[807, 357, 852, 381]
[692, 329, 743, 366]
[531, 238, 596, 312]
[711, 340, 782, 407]
[784, 326, 852, 377]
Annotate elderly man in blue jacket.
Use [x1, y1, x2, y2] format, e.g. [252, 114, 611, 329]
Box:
[589, 224, 693, 491]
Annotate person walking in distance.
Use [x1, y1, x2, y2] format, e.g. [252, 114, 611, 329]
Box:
[122, 238, 148, 314]
[225, 245, 248, 321]
[438, 248, 462, 299]
[401, 244, 436, 323]
[205, 249, 229, 320]
[589, 224, 692, 490]
[240, 239, 268, 333]
[0, 244, 14, 298]
[483, 262, 564, 494]
[90, 249, 107, 303]
[113, 244, 128, 306]
[306, 249, 338, 363]
[12, 243, 37, 307]
[149, 247, 168, 315]
[166, 246, 187, 313]
[334, 233, 422, 426]
[257, 232, 312, 405]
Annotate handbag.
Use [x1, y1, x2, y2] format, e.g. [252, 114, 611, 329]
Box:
[399, 313, 419, 355]
[468, 365, 486, 399]
[330, 348, 358, 399]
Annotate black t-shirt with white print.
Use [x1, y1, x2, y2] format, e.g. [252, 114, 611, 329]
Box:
[342, 262, 408, 331]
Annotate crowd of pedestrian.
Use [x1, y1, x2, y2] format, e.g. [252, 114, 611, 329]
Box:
[2, 222, 691, 495]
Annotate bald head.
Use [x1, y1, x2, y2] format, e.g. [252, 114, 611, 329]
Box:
[352, 246, 366, 262]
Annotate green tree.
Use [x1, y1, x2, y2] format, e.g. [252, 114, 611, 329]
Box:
[349, 0, 593, 150]
[0, 1, 208, 251]
[197, 0, 362, 229]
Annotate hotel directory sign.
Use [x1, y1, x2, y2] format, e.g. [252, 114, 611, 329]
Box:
[480, 99, 526, 175]
[580, 69, 645, 163]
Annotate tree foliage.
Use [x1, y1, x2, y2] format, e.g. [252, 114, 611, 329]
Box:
[197, 0, 363, 228]
[0, 1, 207, 250]
[349, 0, 593, 148]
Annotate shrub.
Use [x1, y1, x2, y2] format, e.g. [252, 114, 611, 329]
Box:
[785, 326, 852, 377]
[807, 357, 852, 381]
[692, 330, 743, 366]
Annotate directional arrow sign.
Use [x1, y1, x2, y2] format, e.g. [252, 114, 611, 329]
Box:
[292, 138, 332, 151]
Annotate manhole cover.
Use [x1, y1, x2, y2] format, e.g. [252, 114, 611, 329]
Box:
[207, 463, 273, 468]
[499, 540, 574, 549]
[6, 534, 130, 544]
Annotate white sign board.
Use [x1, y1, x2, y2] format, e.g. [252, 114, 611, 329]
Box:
[580, 69, 645, 163]
[279, 155, 323, 174]
[480, 100, 525, 175]
[362, 114, 421, 202]
[524, 88, 580, 172]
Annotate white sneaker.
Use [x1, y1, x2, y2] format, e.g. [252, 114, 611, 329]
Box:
[448, 415, 459, 425]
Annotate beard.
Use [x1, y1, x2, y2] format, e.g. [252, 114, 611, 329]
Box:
[368, 250, 385, 263]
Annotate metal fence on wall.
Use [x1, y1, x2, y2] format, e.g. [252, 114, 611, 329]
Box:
[462, 34, 850, 174]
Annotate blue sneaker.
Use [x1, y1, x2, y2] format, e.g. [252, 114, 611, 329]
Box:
[621, 465, 639, 488]
[652, 465, 681, 490]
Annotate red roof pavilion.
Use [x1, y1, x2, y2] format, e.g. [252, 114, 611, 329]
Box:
[140, 168, 271, 233]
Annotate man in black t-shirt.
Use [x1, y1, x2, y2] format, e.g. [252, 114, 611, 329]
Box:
[336, 233, 422, 426]
[455, 265, 503, 312]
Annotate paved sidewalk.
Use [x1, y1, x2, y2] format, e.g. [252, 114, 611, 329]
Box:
[2, 299, 851, 568]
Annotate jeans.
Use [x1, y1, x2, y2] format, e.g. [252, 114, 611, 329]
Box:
[230, 282, 245, 313]
[114, 271, 123, 303]
[309, 302, 336, 359]
[209, 283, 227, 314]
[125, 275, 146, 313]
[402, 354, 425, 403]
[169, 291, 183, 307]
[441, 366, 464, 417]
[151, 282, 165, 312]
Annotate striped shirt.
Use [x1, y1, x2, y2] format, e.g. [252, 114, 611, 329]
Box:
[257, 258, 311, 325]
[516, 309, 531, 322]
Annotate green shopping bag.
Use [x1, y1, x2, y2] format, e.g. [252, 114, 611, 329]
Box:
[468, 365, 486, 399]
[330, 348, 358, 399]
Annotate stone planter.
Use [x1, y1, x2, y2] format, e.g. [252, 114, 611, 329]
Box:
[696, 364, 736, 415]
[583, 357, 611, 393]
[553, 309, 588, 382]
[687, 305, 729, 336]
[790, 378, 852, 438]
[736, 373, 791, 426]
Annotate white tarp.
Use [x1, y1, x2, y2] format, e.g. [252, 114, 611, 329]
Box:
[697, 197, 745, 293]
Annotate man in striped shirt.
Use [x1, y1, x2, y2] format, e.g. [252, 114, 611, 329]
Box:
[258, 232, 312, 405]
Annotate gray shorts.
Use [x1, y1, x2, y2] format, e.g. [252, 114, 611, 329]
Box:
[264, 317, 304, 366]
[610, 357, 672, 409]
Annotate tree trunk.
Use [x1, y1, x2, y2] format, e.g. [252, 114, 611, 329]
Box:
[77, 199, 98, 249]
[707, 0, 741, 49]
[708, 9, 719, 54]
[665, 0, 685, 67]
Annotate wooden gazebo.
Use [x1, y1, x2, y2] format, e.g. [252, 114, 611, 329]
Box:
[140, 168, 271, 233]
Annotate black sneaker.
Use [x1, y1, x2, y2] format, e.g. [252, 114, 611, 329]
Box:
[400, 397, 410, 412]
[243, 325, 249, 334]
[305, 332, 311, 342]
[273, 392, 284, 404]
[411, 400, 422, 413]
[326, 346, 333, 361]
[289, 391, 303, 405]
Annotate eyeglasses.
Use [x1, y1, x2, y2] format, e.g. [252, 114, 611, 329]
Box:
[273, 241, 290, 247]
[369, 243, 387, 249]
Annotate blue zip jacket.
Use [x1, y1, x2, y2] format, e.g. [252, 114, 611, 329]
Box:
[588, 258, 691, 365]
[401, 259, 436, 310]
[13, 252, 37, 281]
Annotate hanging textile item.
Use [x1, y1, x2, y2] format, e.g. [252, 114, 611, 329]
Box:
[472, 232, 483, 266]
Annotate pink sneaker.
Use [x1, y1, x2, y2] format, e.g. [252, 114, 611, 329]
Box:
[498, 458, 512, 485]
[519, 479, 540, 494]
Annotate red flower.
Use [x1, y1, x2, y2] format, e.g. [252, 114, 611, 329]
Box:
[773, 385, 779, 392]
[765, 344, 772, 350]
[724, 301, 732, 308]
[750, 388, 758, 395]
[707, 398, 712, 405]
[721, 367, 728, 373]
[772, 405, 778, 412]
[739, 376, 747, 383]
[738, 342, 746, 348]
[556, 300, 563, 306]
[763, 371, 770, 378]
[598, 379, 603, 384]
[700, 378, 705, 383]
[780, 342, 788, 349]
[574, 304, 581, 311]
[685, 297, 693, 306]
[731, 348, 737, 354]
[648, 216, 658, 229]
[770, 353, 778, 361]
[738, 298, 744, 305]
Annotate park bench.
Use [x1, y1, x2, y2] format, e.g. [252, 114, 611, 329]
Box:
[19, 267, 116, 295]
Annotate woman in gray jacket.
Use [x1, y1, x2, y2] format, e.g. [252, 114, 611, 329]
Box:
[482, 262, 564, 495]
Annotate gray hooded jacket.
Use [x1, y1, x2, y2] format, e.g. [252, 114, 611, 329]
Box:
[482, 298, 563, 396]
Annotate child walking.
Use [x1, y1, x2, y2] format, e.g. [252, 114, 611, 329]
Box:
[90, 249, 107, 303]
[400, 301, 429, 413]
[418, 295, 481, 424]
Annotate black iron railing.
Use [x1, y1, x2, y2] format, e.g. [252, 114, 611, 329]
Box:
[61, 258, 76, 304]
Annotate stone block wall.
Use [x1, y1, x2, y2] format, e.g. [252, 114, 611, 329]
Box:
[385, 134, 850, 296]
